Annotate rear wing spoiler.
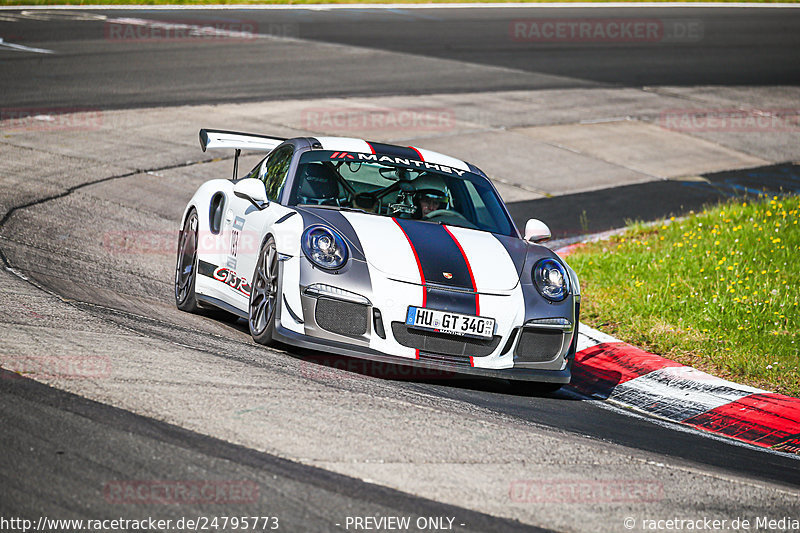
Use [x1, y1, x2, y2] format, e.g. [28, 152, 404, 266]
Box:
[199, 128, 286, 179]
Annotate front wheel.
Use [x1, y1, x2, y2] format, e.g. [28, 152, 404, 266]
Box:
[249, 236, 279, 345]
[175, 210, 199, 313]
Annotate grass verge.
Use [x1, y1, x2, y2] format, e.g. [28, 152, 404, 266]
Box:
[567, 194, 799, 397]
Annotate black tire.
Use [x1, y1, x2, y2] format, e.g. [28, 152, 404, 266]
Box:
[248, 235, 279, 345]
[175, 210, 199, 313]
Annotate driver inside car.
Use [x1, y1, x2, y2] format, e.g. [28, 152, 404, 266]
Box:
[412, 173, 450, 219]
[419, 192, 442, 217]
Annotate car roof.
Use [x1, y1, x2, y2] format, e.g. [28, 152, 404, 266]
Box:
[311, 136, 473, 174]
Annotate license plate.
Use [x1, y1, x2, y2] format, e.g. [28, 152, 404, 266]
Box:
[405, 307, 495, 340]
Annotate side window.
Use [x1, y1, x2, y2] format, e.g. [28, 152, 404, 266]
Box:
[244, 158, 265, 181]
[261, 145, 294, 202]
[464, 182, 491, 227]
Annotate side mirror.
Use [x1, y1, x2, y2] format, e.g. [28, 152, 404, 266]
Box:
[233, 178, 269, 209]
[524, 219, 551, 243]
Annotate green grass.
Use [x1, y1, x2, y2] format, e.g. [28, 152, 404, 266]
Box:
[568, 195, 799, 397]
[2, 0, 797, 5]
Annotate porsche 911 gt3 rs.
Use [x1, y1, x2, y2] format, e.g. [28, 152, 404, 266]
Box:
[175, 129, 580, 387]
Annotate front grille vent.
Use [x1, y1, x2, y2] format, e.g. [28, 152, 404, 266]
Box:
[391, 322, 500, 357]
[315, 298, 369, 337]
[514, 328, 563, 363]
[417, 351, 473, 368]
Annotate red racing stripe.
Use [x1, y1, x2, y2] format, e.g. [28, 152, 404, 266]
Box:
[408, 146, 425, 161]
[393, 217, 426, 308]
[442, 225, 479, 315]
[393, 217, 422, 361]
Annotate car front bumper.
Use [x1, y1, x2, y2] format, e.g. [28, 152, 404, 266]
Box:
[273, 324, 572, 383]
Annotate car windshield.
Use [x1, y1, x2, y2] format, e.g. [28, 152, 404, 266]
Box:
[289, 151, 516, 237]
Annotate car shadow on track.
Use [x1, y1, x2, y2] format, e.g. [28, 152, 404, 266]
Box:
[284, 347, 580, 400]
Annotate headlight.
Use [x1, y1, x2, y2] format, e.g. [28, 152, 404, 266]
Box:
[533, 258, 570, 302]
[301, 225, 348, 271]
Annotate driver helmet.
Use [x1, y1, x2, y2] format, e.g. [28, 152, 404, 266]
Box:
[412, 173, 449, 217]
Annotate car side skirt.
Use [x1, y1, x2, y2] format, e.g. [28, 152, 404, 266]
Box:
[197, 294, 249, 320]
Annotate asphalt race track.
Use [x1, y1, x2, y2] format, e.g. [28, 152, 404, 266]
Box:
[1, 6, 799, 109]
[1, 5, 800, 533]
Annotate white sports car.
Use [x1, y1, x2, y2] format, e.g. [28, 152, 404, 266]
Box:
[175, 129, 580, 387]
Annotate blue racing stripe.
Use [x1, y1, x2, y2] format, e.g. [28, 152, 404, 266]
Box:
[425, 287, 476, 314]
[367, 142, 421, 161]
[394, 218, 477, 315]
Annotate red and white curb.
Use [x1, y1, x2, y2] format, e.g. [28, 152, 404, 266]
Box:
[572, 323, 800, 454]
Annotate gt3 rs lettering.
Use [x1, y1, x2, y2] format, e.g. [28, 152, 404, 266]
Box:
[198, 260, 251, 297]
[213, 267, 251, 297]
